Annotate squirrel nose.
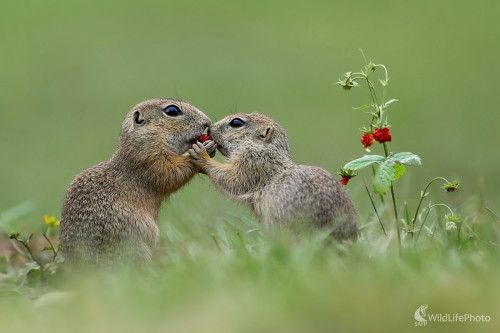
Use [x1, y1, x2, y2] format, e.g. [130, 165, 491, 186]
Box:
[202, 118, 211, 129]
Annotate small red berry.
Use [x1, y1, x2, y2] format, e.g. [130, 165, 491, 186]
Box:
[373, 127, 392, 143]
[198, 134, 213, 143]
[338, 168, 355, 185]
[361, 133, 374, 149]
[339, 176, 351, 185]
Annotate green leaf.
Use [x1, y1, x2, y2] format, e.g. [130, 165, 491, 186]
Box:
[344, 155, 385, 171]
[390, 152, 422, 166]
[8, 232, 19, 240]
[353, 104, 374, 111]
[383, 99, 399, 108]
[393, 163, 406, 180]
[374, 160, 396, 195]
[26, 268, 41, 285]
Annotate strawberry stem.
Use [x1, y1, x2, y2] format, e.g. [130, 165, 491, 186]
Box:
[383, 141, 401, 255]
[411, 177, 451, 243]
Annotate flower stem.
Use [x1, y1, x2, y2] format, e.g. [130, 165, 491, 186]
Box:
[362, 176, 387, 237]
[12, 237, 45, 279]
[383, 142, 401, 255]
[415, 203, 454, 242]
[390, 186, 400, 252]
[411, 177, 450, 234]
[43, 233, 58, 260]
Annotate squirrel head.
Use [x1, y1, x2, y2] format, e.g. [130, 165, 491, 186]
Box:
[209, 113, 290, 161]
[119, 98, 211, 157]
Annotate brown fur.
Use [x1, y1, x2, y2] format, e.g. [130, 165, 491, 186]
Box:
[189, 113, 357, 241]
[60, 98, 211, 266]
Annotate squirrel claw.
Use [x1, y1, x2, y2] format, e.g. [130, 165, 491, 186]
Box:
[189, 141, 216, 170]
[188, 143, 208, 163]
[203, 140, 217, 158]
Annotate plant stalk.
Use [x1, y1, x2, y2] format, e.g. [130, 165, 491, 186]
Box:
[43, 233, 58, 260]
[415, 203, 454, 242]
[363, 177, 387, 237]
[411, 177, 450, 234]
[13, 237, 45, 280]
[383, 142, 401, 255]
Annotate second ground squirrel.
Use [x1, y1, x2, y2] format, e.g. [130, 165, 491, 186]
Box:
[60, 98, 215, 265]
[189, 113, 357, 240]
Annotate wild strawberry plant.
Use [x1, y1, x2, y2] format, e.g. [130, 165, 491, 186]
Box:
[337, 55, 459, 252]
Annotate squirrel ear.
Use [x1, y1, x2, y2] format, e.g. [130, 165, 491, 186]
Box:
[258, 126, 274, 142]
[134, 110, 145, 126]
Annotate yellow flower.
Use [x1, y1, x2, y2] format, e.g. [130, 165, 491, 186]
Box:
[44, 215, 60, 227]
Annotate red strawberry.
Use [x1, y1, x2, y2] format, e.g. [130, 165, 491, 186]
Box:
[361, 133, 374, 148]
[373, 127, 392, 143]
[198, 134, 213, 143]
[339, 176, 351, 185]
[338, 168, 355, 186]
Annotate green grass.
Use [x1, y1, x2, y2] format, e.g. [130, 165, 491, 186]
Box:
[1, 191, 499, 332]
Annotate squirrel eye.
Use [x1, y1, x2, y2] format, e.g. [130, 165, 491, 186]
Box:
[163, 105, 182, 117]
[229, 118, 245, 128]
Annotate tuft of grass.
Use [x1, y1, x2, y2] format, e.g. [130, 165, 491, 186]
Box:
[0, 195, 499, 333]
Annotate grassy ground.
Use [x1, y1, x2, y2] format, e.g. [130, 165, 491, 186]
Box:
[1, 188, 499, 332]
[1, 0, 500, 332]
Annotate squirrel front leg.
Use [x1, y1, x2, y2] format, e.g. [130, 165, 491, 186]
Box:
[188, 142, 241, 198]
[186, 140, 216, 175]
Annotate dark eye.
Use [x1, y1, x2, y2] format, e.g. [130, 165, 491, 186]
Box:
[229, 118, 245, 128]
[163, 105, 182, 117]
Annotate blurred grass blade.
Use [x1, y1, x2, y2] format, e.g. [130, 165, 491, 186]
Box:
[0, 201, 35, 233]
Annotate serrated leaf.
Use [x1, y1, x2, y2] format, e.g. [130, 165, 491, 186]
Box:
[383, 99, 399, 108]
[344, 155, 385, 171]
[374, 160, 396, 194]
[393, 163, 406, 180]
[353, 104, 374, 111]
[390, 152, 422, 166]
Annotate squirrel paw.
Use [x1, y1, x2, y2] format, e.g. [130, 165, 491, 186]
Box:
[204, 140, 217, 158]
[188, 141, 216, 168]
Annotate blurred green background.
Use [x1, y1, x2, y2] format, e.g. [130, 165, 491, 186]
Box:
[1, 2, 500, 332]
[1, 0, 499, 227]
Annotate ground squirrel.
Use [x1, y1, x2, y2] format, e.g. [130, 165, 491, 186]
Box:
[189, 113, 357, 240]
[60, 98, 214, 265]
